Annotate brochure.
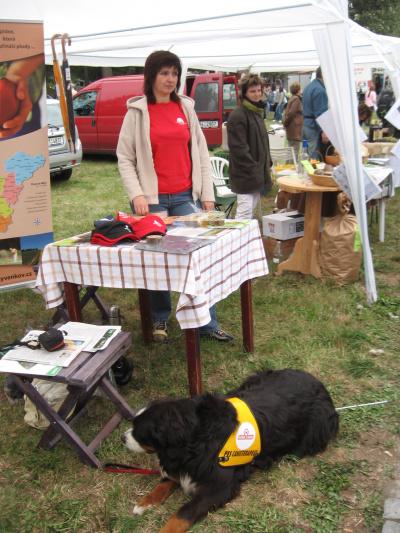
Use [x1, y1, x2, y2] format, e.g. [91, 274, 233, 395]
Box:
[60, 322, 122, 352]
[167, 226, 231, 239]
[135, 235, 212, 254]
[52, 232, 92, 247]
[0, 358, 62, 377]
[3, 330, 88, 367]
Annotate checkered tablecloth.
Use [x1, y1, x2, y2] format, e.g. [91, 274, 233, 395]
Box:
[36, 220, 268, 329]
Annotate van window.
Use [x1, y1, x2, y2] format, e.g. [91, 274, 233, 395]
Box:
[194, 83, 218, 112]
[223, 83, 237, 110]
[73, 91, 97, 116]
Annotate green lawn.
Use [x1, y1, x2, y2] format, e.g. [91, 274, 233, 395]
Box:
[0, 155, 399, 532]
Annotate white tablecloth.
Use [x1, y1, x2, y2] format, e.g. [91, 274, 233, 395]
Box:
[36, 220, 268, 329]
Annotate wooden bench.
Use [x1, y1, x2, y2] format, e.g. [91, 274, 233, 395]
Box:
[11, 331, 134, 468]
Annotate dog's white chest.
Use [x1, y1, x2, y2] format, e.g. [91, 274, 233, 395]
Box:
[180, 473, 197, 496]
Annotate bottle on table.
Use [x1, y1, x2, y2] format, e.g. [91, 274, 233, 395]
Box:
[299, 140, 310, 176]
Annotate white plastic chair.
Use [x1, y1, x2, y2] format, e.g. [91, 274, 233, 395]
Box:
[268, 125, 286, 150]
[209, 156, 236, 218]
[270, 146, 297, 166]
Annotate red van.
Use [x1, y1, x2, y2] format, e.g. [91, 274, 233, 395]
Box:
[73, 73, 238, 153]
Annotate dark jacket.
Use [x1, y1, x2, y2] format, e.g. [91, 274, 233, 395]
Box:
[227, 104, 272, 194]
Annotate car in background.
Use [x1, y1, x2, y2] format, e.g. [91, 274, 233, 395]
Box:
[47, 98, 82, 180]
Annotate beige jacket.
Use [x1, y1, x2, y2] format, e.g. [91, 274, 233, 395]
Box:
[117, 95, 214, 205]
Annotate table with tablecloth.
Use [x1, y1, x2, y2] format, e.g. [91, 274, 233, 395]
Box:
[36, 220, 268, 394]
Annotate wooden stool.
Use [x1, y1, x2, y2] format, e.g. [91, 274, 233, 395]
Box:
[12, 331, 134, 468]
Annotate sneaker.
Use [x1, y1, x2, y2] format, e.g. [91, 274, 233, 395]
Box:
[153, 321, 168, 343]
[200, 329, 234, 342]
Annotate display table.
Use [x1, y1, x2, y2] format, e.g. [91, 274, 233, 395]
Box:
[276, 176, 340, 277]
[36, 221, 268, 395]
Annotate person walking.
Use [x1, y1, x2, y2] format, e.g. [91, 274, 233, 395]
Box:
[117, 50, 233, 343]
[283, 81, 303, 158]
[274, 79, 287, 121]
[227, 73, 272, 220]
[302, 66, 328, 159]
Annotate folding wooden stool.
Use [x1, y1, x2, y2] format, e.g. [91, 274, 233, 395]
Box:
[11, 331, 134, 468]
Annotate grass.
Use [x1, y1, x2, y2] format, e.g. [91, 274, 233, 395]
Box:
[0, 154, 399, 532]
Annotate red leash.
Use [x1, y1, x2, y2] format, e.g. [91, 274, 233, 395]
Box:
[103, 462, 160, 475]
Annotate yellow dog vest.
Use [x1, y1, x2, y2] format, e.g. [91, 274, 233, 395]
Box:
[218, 397, 261, 467]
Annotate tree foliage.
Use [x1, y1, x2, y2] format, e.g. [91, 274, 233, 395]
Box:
[349, 0, 400, 37]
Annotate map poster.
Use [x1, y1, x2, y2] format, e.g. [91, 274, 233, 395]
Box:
[0, 19, 53, 287]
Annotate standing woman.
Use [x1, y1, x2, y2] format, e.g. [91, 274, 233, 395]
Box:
[117, 50, 233, 343]
[227, 74, 272, 220]
[365, 82, 377, 111]
[283, 82, 303, 157]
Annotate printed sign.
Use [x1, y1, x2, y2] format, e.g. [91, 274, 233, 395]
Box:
[0, 19, 53, 286]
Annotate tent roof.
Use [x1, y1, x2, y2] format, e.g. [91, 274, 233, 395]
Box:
[3, 0, 400, 70]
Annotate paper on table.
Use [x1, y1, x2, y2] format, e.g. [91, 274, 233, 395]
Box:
[60, 322, 122, 352]
[167, 226, 231, 239]
[364, 166, 393, 186]
[52, 232, 91, 247]
[333, 164, 382, 202]
[4, 330, 87, 367]
[388, 154, 400, 188]
[0, 358, 61, 376]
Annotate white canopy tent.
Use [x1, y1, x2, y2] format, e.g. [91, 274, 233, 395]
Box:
[4, 0, 400, 302]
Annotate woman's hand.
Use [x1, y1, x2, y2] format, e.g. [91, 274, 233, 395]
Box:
[133, 195, 149, 216]
[0, 76, 32, 139]
[201, 201, 215, 211]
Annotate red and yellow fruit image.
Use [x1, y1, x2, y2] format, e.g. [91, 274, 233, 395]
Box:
[0, 78, 20, 129]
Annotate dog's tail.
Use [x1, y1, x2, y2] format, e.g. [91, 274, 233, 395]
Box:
[295, 402, 339, 457]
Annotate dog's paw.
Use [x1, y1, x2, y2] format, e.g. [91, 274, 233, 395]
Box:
[132, 504, 147, 515]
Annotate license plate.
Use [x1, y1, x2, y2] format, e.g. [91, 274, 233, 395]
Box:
[49, 136, 64, 146]
[200, 120, 218, 129]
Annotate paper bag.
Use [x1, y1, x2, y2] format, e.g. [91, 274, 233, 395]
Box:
[319, 193, 362, 284]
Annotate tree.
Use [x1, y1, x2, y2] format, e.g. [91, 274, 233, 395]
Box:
[349, 0, 400, 37]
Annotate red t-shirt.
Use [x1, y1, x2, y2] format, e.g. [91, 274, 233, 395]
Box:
[148, 101, 192, 194]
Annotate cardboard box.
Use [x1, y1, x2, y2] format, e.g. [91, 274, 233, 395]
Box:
[262, 210, 304, 240]
[262, 236, 298, 262]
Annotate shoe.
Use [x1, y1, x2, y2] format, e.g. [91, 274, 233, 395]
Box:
[153, 321, 168, 342]
[200, 329, 234, 342]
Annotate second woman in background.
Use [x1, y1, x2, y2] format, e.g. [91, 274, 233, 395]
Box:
[283, 82, 303, 158]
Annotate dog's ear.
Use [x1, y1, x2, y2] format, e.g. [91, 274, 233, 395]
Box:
[195, 394, 237, 442]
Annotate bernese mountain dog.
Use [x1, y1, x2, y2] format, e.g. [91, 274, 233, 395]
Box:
[122, 369, 339, 532]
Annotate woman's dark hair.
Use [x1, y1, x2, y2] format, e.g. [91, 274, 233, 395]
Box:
[144, 50, 182, 103]
[239, 73, 263, 100]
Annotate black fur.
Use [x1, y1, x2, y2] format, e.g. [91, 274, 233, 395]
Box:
[125, 369, 339, 527]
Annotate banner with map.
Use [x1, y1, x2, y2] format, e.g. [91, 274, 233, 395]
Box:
[0, 20, 53, 287]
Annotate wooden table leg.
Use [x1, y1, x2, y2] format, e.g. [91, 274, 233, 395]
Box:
[138, 289, 153, 344]
[185, 329, 202, 396]
[240, 280, 254, 353]
[64, 282, 82, 321]
[277, 191, 322, 277]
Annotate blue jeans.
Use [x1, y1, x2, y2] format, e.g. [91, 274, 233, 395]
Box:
[303, 121, 321, 160]
[275, 102, 285, 121]
[134, 189, 219, 332]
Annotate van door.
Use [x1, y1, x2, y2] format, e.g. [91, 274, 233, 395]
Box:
[191, 73, 223, 148]
[73, 90, 99, 152]
[222, 75, 239, 123]
[95, 79, 143, 153]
